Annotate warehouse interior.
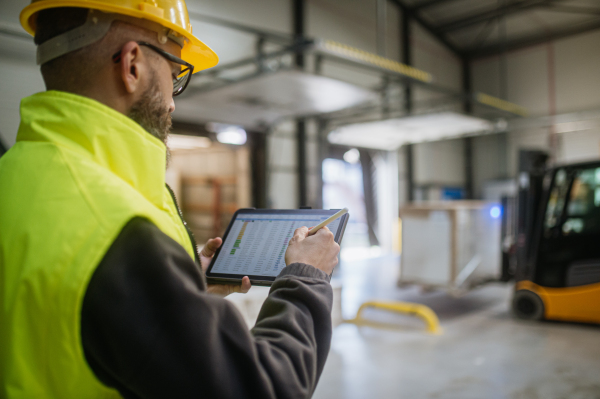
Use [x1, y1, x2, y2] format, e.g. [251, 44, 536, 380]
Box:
[1, 0, 600, 397]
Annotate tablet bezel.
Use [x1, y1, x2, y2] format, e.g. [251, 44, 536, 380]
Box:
[205, 208, 349, 286]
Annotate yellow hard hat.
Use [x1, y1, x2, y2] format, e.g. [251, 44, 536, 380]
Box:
[20, 0, 218, 72]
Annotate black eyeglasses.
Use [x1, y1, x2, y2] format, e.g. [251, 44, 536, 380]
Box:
[112, 41, 194, 96]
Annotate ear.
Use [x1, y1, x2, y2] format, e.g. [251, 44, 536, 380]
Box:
[118, 41, 146, 94]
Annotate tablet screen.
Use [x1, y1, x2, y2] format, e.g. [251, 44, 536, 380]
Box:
[209, 212, 344, 278]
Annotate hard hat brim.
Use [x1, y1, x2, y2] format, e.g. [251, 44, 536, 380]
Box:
[20, 0, 219, 73]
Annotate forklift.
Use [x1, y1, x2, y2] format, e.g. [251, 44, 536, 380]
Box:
[508, 151, 600, 324]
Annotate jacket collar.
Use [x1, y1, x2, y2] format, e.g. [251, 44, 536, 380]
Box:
[17, 90, 167, 208]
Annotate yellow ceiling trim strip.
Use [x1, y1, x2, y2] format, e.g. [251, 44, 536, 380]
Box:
[322, 40, 433, 83]
[476, 93, 528, 117]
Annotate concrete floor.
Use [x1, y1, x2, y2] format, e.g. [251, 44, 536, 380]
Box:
[313, 255, 600, 399]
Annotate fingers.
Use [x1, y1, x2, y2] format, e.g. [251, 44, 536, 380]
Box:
[292, 226, 309, 242]
[226, 276, 251, 295]
[239, 276, 251, 294]
[314, 225, 334, 241]
[200, 237, 222, 258]
[207, 277, 251, 297]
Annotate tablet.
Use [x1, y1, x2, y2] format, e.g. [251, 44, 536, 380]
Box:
[205, 209, 349, 286]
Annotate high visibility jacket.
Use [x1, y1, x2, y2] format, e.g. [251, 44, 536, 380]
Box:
[0, 91, 196, 398]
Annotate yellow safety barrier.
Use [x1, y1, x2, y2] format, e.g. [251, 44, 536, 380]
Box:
[345, 300, 442, 335]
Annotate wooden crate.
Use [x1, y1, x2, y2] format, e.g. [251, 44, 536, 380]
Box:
[166, 143, 251, 246]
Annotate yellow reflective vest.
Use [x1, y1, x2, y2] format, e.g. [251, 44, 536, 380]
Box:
[0, 91, 196, 398]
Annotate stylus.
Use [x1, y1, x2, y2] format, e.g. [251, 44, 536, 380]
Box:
[307, 208, 349, 236]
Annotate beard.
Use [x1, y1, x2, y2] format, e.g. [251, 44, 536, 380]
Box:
[128, 74, 172, 146]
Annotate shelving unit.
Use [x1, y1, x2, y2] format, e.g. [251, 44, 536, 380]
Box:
[167, 142, 251, 245]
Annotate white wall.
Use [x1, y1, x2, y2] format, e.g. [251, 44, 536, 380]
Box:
[412, 23, 461, 93]
[308, 0, 379, 54]
[266, 119, 322, 209]
[555, 31, 600, 114]
[0, 0, 29, 30]
[414, 138, 465, 187]
[185, 0, 292, 65]
[306, 0, 402, 93]
[0, 57, 45, 147]
[558, 129, 600, 164]
[472, 133, 507, 198]
[0, 0, 44, 146]
[473, 47, 550, 116]
[267, 121, 298, 209]
[472, 29, 600, 183]
[407, 23, 464, 196]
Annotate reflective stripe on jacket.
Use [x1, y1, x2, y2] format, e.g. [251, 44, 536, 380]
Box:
[0, 91, 195, 398]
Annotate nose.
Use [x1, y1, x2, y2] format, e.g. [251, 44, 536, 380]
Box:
[169, 97, 175, 113]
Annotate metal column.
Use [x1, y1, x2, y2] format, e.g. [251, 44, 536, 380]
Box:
[249, 131, 268, 209]
[293, 0, 308, 207]
[402, 8, 415, 202]
[405, 144, 414, 202]
[316, 119, 327, 210]
[293, 0, 305, 68]
[296, 120, 308, 207]
[463, 58, 474, 199]
[376, 0, 387, 57]
[402, 8, 412, 114]
[360, 149, 380, 246]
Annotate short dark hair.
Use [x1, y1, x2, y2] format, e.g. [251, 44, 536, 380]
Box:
[34, 7, 102, 91]
[33, 7, 161, 92]
[34, 7, 88, 46]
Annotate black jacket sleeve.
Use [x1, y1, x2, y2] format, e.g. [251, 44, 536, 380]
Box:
[81, 217, 333, 399]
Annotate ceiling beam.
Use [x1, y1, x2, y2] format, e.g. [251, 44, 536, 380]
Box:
[411, 0, 462, 11]
[0, 26, 32, 41]
[434, 0, 552, 34]
[466, 19, 600, 59]
[390, 0, 463, 56]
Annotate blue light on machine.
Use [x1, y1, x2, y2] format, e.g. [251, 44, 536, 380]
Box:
[490, 206, 501, 219]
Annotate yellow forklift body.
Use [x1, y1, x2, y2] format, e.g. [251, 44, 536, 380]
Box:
[517, 280, 600, 324]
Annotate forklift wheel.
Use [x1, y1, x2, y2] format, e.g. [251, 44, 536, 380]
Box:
[512, 290, 545, 321]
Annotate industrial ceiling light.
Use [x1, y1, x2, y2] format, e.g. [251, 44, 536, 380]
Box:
[216, 128, 247, 145]
[206, 122, 248, 145]
[167, 134, 212, 150]
[328, 112, 494, 150]
[343, 148, 360, 164]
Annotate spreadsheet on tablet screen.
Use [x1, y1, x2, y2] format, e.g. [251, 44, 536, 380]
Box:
[210, 213, 342, 277]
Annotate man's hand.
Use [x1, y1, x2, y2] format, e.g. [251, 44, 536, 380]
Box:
[200, 237, 251, 297]
[284, 226, 340, 275]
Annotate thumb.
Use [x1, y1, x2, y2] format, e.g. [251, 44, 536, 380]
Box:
[201, 237, 222, 258]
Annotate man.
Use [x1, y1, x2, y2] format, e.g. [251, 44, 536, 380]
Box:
[0, 1, 340, 398]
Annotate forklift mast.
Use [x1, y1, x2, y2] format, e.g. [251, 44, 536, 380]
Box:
[514, 150, 549, 282]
